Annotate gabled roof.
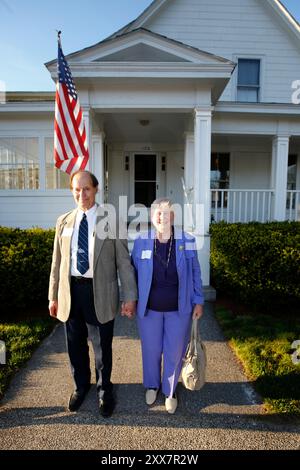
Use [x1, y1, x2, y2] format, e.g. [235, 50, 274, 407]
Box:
[45, 28, 234, 67]
[107, 0, 300, 44]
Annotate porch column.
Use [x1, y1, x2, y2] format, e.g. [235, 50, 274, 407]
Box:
[193, 107, 212, 287]
[183, 132, 194, 231]
[82, 109, 91, 171]
[184, 132, 194, 193]
[92, 131, 105, 204]
[271, 136, 289, 221]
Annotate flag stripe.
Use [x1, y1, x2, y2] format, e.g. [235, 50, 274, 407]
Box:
[54, 149, 63, 168]
[66, 156, 85, 174]
[54, 114, 69, 160]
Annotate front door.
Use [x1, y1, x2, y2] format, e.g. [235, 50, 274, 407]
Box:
[133, 154, 157, 207]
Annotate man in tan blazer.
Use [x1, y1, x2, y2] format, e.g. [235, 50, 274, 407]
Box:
[48, 170, 137, 417]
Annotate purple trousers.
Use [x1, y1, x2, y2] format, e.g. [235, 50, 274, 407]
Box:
[137, 309, 192, 398]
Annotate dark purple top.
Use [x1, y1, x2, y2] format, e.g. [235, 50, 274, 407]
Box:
[147, 236, 179, 312]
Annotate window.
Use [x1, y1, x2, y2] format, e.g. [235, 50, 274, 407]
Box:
[211, 153, 230, 208]
[45, 137, 69, 189]
[237, 59, 260, 102]
[287, 154, 297, 190]
[0, 137, 39, 189]
[287, 154, 297, 210]
[211, 153, 230, 189]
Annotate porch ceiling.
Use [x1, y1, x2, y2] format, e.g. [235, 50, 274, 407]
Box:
[95, 116, 300, 147]
[98, 111, 191, 144]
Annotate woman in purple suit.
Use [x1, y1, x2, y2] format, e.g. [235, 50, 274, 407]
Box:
[131, 198, 204, 414]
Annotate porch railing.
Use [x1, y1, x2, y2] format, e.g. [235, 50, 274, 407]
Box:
[286, 190, 300, 222]
[211, 189, 274, 223]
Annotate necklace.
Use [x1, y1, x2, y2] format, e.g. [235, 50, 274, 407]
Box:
[154, 232, 173, 270]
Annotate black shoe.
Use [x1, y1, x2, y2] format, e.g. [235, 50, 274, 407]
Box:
[99, 391, 115, 418]
[68, 384, 91, 412]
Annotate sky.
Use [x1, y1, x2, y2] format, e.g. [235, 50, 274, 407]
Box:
[0, 0, 300, 92]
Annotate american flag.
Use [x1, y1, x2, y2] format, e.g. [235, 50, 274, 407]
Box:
[54, 37, 89, 174]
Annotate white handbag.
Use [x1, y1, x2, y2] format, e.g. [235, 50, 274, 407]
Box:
[181, 319, 207, 391]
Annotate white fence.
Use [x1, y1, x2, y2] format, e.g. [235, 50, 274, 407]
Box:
[211, 189, 274, 223]
[211, 189, 300, 222]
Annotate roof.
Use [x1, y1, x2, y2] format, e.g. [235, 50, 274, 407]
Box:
[5, 92, 54, 102]
[45, 0, 300, 67]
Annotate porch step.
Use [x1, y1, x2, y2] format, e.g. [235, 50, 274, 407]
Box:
[203, 285, 216, 302]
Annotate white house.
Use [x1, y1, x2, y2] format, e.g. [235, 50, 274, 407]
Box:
[1, 0, 300, 291]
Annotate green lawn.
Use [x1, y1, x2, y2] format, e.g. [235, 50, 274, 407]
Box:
[215, 307, 300, 414]
[0, 318, 54, 400]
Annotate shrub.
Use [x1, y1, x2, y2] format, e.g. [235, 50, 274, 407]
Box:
[210, 222, 300, 315]
[0, 227, 55, 316]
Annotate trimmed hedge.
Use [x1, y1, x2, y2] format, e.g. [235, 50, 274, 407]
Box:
[0, 227, 55, 316]
[210, 222, 300, 315]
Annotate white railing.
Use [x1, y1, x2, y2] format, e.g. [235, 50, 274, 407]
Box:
[211, 189, 274, 223]
[286, 191, 300, 222]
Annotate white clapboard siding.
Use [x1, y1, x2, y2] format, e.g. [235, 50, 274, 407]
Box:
[0, 193, 74, 229]
[145, 0, 300, 103]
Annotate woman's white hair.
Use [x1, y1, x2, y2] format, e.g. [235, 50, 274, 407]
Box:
[151, 197, 173, 207]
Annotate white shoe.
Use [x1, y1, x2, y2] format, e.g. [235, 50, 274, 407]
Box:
[165, 396, 178, 414]
[145, 388, 158, 405]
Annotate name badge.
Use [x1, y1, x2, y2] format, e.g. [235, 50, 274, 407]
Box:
[141, 250, 152, 259]
[62, 227, 73, 237]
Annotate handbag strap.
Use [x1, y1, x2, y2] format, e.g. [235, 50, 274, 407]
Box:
[192, 318, 205, 357]
[191, 318, 198, 339]
[189, 318, 199, 355]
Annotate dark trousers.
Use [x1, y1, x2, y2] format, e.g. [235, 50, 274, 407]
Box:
[65, 279, 114, 396]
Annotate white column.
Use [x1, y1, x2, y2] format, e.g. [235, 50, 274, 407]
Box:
[183, 132, 194, 231]
[92, 132, 105, 204]
[194, 107, 212, 232]
[82, 109, 91, 171]
[38, 136, 46, 190]
[184, 132, 194, 193]
[271, 136, 289, 221]
[193, 107, 212, 287]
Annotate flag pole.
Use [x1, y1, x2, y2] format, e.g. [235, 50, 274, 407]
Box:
[56, 29, 62, 46]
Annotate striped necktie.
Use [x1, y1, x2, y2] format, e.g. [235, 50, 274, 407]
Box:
[77, 213, 89, 275]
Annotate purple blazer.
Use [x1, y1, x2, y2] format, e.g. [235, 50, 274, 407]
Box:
[131, 229, 204, 318]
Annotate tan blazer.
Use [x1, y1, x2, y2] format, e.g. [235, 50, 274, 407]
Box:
[48, 207, 137, 324]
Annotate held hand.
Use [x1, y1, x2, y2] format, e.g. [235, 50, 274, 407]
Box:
[49, 300, 58, 318]
[124, 300, 136, 319]
[192, 304, 204, 320]
[121, 301, 136, 319]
